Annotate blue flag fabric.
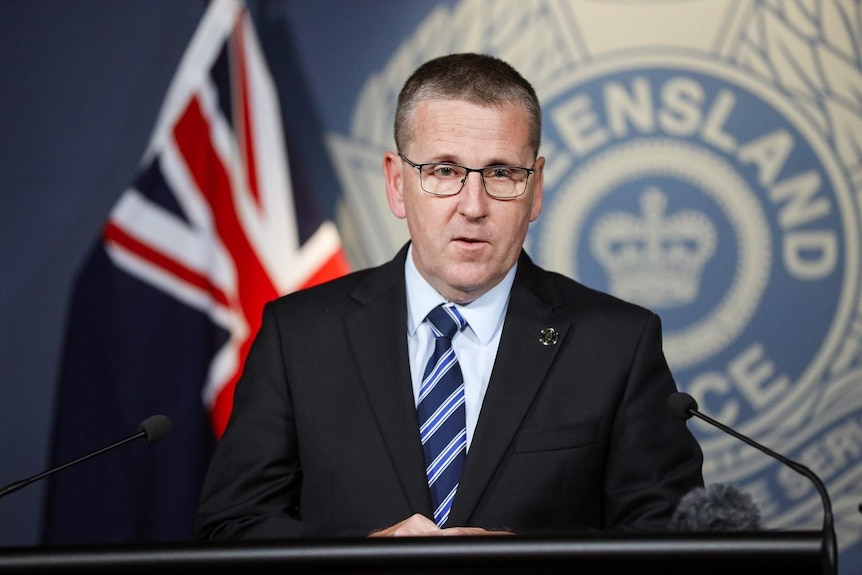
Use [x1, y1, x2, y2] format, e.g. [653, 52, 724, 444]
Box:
[44, 245, 219, 542]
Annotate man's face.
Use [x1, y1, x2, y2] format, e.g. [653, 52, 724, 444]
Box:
[384, 99, 544, 304]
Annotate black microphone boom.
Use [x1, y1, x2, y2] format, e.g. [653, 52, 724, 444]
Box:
[667, 392, 837, 575]
[0, 415, 172, 500]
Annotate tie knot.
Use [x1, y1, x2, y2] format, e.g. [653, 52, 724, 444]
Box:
[426, 304, 467, 340]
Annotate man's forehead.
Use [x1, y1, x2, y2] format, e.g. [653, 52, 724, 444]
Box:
[406, 99, 533, 157]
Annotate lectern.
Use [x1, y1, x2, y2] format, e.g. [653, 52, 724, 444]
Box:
[0, 531, 824, 574]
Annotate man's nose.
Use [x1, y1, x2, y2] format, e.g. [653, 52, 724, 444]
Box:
[457, 171, 490, 216]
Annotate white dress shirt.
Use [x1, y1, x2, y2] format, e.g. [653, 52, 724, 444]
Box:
[404, 245, 516, 451]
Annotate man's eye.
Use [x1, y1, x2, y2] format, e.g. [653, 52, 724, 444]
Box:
[432, 166, 458, 177]
[488, 168, 512, 179]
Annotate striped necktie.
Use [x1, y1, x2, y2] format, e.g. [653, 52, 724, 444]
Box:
[417, 304, 468, 527]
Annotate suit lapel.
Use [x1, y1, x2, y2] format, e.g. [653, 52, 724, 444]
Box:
[345, 246, 433, 517]
[448, 255, 571, 526]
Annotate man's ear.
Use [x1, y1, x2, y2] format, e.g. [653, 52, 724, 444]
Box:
[529, 156, 545, 222]
[383, 151, 407, 219]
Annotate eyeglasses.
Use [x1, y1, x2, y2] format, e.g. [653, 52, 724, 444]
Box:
[399, 154, 535, 200]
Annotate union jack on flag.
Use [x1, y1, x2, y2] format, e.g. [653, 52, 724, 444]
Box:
[44, 0, 349, 543]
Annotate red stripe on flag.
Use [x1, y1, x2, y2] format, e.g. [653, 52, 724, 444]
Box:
[232, 12, 260, 206]
[104, 221, 232, 310]
[299, 248, 352, 290]
[173, 95, 279, 437]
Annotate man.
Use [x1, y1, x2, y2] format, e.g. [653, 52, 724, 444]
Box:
[196, 53, 703, 539]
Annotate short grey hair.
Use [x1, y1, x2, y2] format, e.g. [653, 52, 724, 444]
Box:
[394, 53, 541, 157]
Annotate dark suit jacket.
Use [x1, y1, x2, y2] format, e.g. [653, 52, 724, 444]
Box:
[196, 245, 703, 539]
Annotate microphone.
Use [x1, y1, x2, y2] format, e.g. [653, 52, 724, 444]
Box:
[0, 415, 172, 500]
[670, 482, 762, 531]
[667, 392, 836, 575]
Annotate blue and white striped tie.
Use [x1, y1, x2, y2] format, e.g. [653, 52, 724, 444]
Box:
[417, 304, 468, 527]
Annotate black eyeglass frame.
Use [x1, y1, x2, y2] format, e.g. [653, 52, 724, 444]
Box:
[399, 154, 536, 200]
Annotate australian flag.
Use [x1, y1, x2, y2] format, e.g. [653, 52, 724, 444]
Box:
[43, 0, 349, 543]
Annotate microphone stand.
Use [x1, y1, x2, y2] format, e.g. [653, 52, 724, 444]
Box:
[687, 408, 837, 575]
[0, 415, 170, 500]
[0, 433, 146, 500]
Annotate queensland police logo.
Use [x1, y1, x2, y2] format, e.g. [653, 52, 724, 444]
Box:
[330, 0, 862, 555]
[538, 54, 857, 380]
[535, 50, 860, 517]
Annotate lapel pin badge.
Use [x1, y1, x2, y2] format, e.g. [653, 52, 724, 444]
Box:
[539, 327, 558, 346]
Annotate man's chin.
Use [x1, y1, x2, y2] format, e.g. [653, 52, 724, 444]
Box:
[442, 269, 500, 301]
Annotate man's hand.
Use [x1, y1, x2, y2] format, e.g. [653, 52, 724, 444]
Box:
[369, 514, 514, 537]
[368, 513, 441, 537]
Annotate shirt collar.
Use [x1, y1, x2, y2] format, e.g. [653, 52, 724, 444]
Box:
[405, 244, 516, 345]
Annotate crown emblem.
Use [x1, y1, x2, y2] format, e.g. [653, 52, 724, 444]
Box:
[590, 188, 716, 308]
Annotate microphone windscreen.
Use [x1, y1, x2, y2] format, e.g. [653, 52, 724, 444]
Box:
[669, 483, 762, 532]
[138, 415, 173, 443]
[667, 392, 698, 421]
